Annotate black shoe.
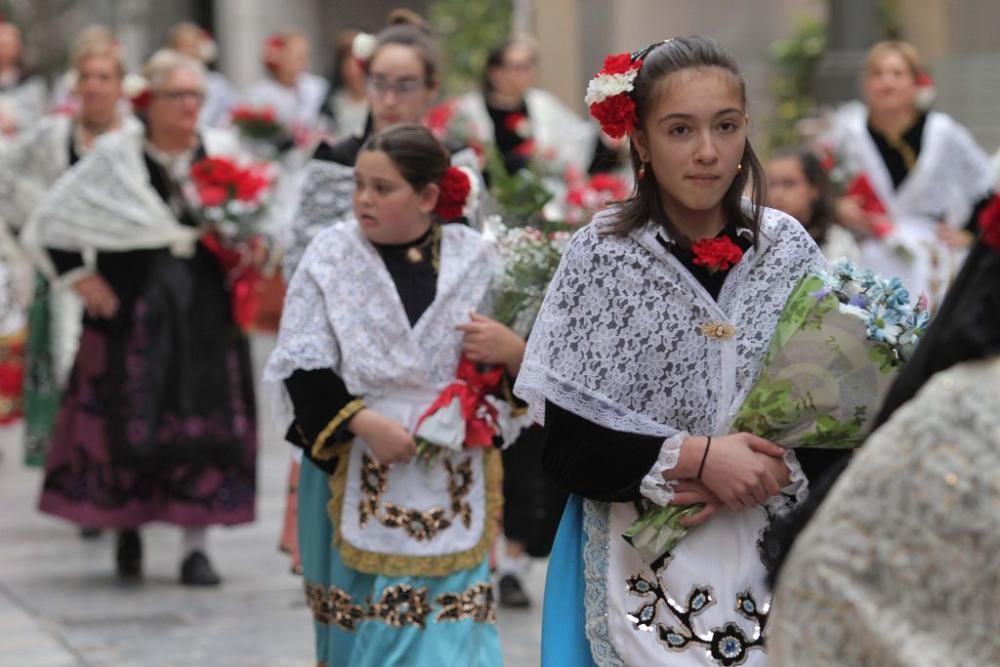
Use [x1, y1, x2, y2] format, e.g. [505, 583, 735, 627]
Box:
[116, 530, 142, 580]
[498, 574, 531, 608]
[180, 551, 221, 586]
[79, 527, 102, 539]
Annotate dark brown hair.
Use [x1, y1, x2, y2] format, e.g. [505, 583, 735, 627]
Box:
[609, 35, 766, 244]
[770, 146, 835, 245]
[482, 36, 537, 94]
[370, 9, 439, 89]
[360, 123, 449, 191]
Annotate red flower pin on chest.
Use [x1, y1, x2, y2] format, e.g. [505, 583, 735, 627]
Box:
[691, 236, 744, 274]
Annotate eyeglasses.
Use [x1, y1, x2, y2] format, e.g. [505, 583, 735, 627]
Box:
[156, 89, 205, 103]
[366, 76, 427, 97]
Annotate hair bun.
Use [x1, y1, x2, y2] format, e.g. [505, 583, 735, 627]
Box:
[386, 8, 429, 34]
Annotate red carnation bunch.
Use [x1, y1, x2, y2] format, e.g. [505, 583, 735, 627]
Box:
[433, 166, 476, 221]
[978, 194, 1000, 251]
[584, 52, 643, 139]
[692, 236, 744, 273]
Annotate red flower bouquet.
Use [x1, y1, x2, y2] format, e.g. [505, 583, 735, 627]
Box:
[189, 156, 275, 332]
[846, 173, 894, 238]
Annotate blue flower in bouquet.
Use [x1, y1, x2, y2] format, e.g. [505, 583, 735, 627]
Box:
[867, 301, 905, 345]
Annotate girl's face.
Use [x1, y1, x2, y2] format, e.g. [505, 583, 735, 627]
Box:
[632, 67, 747, 225]
[353, 148, 438, 244]
[76, 55, 123, 123]
[864, 51, 917, 115]
[489, 45, 535, 99]
[766, 156, 818, 225]
[367, 44, 436, 130]
[277, 36, 309, 83]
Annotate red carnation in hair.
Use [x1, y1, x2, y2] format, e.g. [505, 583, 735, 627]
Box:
[601, 52, 640, 76]
[434, 166, 472, 221]
[588, 95, 637, 140]
[978, 194, 1000, 251]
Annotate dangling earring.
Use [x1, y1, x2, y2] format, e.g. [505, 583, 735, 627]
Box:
[638, 161, 647, 179]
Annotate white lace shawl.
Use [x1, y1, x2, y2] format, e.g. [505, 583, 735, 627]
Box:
[453, 89, 599, 176]
[264, 219, 501, 432]
[0, 115, 143, 231]
[830, 106, 993, 226]
[514, 205, 827, 440]
[770, 357, 1000, 666]
[19, 123, 240, 280]
[0, 115, 71, 230]
[0, 76, 47, 139]
[281, 146, 484, 280]
[246, 74, 329, 130]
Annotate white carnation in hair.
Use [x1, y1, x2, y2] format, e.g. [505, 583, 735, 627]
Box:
[122, 73, 150, 99]
[457, 165, 481, 218]
[584, 70, 639, 106]
[352, 33, 377, 62]
[199, 35, 218, 63]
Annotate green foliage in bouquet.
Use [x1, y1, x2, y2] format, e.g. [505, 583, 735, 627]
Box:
[429, 0, 512, 96]
[484, 145, 554, 225]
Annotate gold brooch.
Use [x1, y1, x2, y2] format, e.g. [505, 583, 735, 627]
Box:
[700, 322, 736, 340]
[406, 246, 424, 264]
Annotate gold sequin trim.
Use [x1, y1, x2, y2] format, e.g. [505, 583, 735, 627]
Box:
[303, 579, 497, 631]
[329, 447, 503, 577]
[435, 582, 497, 624]
[700, 322, 736, 341]
[311, 399, 365, 461]
[380, 504, 453, 540]
[369, 583, 433, 628]
[304, 580, 366, 631]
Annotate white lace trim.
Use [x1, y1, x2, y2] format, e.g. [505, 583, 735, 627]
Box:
[638, 431, 687, 507]
[765, 449, 809, 517]
[582, 499, 626, 667]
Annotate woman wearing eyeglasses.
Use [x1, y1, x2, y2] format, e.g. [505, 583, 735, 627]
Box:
[23, 49, 258, 587]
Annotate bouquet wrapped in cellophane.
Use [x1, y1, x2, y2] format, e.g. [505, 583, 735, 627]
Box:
[625, 259, 930, 564]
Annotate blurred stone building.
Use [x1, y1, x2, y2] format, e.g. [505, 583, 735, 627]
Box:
[8, 0, 1000, 151]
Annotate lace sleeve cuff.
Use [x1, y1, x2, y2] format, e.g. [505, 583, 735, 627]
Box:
[765, 449, 809, 516]
[639, 431, 687, 506]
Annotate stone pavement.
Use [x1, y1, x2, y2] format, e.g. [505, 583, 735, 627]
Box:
[0, 336, 544, 667]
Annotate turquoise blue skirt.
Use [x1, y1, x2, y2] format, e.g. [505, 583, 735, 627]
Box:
[297, 458, 502, 667]
[542, 495, 597, 666]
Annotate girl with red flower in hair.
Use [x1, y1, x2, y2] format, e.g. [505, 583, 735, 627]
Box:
[266, 124, 502, 667]
[515, 36, 838, 666]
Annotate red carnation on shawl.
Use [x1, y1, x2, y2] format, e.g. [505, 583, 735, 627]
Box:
[692, 236, 744, 273]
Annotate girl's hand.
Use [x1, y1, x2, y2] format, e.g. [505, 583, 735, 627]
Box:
[670, 480, 724, 527]
[835, 196, 878, 236]
[72, 274, 119, 319]
[349, 409, 416, 465]
[935, 222, 973, 249]
[455, 312, 526, 375]
[671, 433, 785, 510]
